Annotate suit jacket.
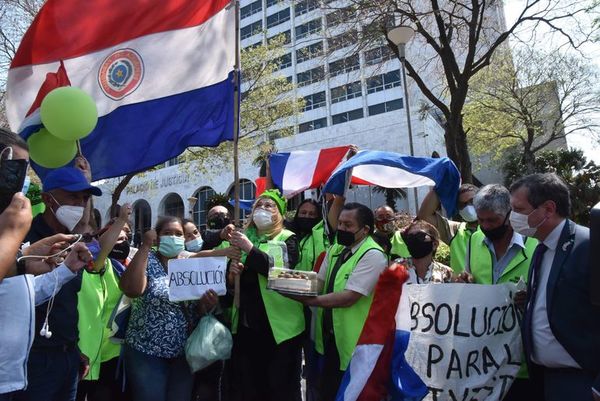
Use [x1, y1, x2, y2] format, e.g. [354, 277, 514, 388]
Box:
[524, 219, 600, 388]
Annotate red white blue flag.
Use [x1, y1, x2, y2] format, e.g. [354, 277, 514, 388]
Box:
[6, 0, 235, 180]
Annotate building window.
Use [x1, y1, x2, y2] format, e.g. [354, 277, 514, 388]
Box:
[296, 41, 323, 63]
[332, 108, 364, 124]
[303, 91, 326, 111]
[243, 41, 262, 51]
[276, 53, 292, 70]
[330, 81, 362, 103]
[366, 70, 401, 94]
[295, 18, 322, 40]
[228, 179, 256, 220]
[326, 7, 355, 27]
[241, 20, 262, 40]
[266, 0, 279, 7]
[285, 75, 293, 84]
[297, 66, 324, 87]
[329, 54, 359, 77]
[368, 98, 404, 116]
[364, 45, 395, 66]
[299, 117, 328, 133]
[327, 29, 358, 52]
[163, 193, 185, 219]
[266, 8, 290, 29]
[295, 0, 319, 16]
[241, 0, 262, 19]
[268, 30, 291, 45]
[192, 186, 216, 228]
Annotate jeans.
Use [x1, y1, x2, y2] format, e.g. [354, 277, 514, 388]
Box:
[123, 345, 193, 401]
[14, 347, 80, 401]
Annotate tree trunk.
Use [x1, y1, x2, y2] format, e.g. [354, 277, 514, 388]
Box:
[444, 116, 473, 183]
[521, 149, 536, 175]
[109, 172, 137, 218]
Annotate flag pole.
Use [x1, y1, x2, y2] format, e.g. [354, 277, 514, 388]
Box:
[232, 0, 242, 308]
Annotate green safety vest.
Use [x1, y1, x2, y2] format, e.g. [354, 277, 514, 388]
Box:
[449, 223, 478, 274]
[233, 229, 305, 344]
[315, 237, 384, 370]
[390, 231, 411, 258]
[297, 221, 329, 271]
[77, 259, 122, 381]
[468, 230, 538, 379]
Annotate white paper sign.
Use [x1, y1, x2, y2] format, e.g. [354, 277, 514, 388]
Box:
[397, 283, 522, 401]
[167, 257, 227, 302]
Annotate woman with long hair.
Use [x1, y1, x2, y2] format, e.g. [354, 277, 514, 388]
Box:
[119, 216, 217, 401]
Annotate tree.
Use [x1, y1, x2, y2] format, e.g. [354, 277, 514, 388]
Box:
[503, 148, 600, 225]
[372, 186, 407, 211]
[464, 48, 600, 173]
[336, 0, 595, 182]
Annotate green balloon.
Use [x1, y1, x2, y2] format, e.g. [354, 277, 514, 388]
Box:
[28, 129, 78, 168]
[40, 87, 98, 141]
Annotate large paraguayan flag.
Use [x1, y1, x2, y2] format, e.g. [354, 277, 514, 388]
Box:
[6, 0, 235, 181]
[322, 151, 461, 216]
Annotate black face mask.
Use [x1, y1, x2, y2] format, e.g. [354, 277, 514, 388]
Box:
[297, 217, 319, 233]
[402, 232, 434, 259]
[208, 215, 230, 230]
[337, 229, 358, 247]
[481, 213, 510, 241]
[482, 223, 509, 241]
[109, 241, 130, 261]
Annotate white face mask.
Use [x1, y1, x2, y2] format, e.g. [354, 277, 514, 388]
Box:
[458, 205, 478, 223]
[55, 204, 85, 232]
[185, 237, 204, 252]
[48, 194, 84, 232]
[509, 209, 546, 237]
[253, 209, 274, 230]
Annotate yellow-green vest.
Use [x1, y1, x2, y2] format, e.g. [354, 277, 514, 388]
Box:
[237, 229, 305, 344]
[77, 259, 122, 381]
[468, 231, 538, 285]
[449, 223, 478, 274]
[468, 230, 538, 379]
[315, 237, 384, 370]
[390, 231, 411, 258]
[297, 221, 329, 271]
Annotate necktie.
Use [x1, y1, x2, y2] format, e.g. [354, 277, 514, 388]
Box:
[523, 243, 548, 358]
[323, 247, 353, 340]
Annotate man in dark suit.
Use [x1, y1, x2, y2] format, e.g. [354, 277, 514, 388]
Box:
[509, 173, 600, 401]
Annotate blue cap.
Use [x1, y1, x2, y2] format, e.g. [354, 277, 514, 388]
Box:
[42, 167, 102, 196]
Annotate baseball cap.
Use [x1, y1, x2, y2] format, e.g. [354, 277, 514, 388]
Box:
[42, 167, 102, 196]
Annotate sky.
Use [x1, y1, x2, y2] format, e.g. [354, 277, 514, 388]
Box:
[503, 0, 600, 163]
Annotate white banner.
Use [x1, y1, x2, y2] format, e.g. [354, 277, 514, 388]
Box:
[167, 257, 227, 302]
[397, 283, 523, 401]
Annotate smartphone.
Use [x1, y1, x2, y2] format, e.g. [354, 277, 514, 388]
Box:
[0, 158, 29, 214]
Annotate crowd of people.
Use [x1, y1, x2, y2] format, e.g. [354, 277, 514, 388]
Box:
[0, 124, 598, 401]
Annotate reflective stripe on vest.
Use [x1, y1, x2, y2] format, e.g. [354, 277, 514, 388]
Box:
[256, 229, 305, 344]
[315, 236, 384, 370]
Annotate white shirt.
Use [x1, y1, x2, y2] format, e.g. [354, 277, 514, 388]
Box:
[317, 238, 388, 296]
[530, 219, 581, 368]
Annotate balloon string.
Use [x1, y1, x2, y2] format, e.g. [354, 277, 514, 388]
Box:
[76, 140, 82, 157]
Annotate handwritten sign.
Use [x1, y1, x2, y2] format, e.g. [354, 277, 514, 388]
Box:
[168, 257, 227, 302]
[397, 283, 523, 401]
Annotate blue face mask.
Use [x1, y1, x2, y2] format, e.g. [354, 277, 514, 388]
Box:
[158, 235, 185, 258]
[185, 237, 204, 252]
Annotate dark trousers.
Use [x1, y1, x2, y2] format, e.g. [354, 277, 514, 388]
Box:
[529, 363, 595, 401]
[317, 338, 345, 401]
[503, 377, 543, 401]
[15, 347, 80, 401]
[230, 325, 302, 401]
[192, 360, 225, 401]
[76, 357, 130, 401]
